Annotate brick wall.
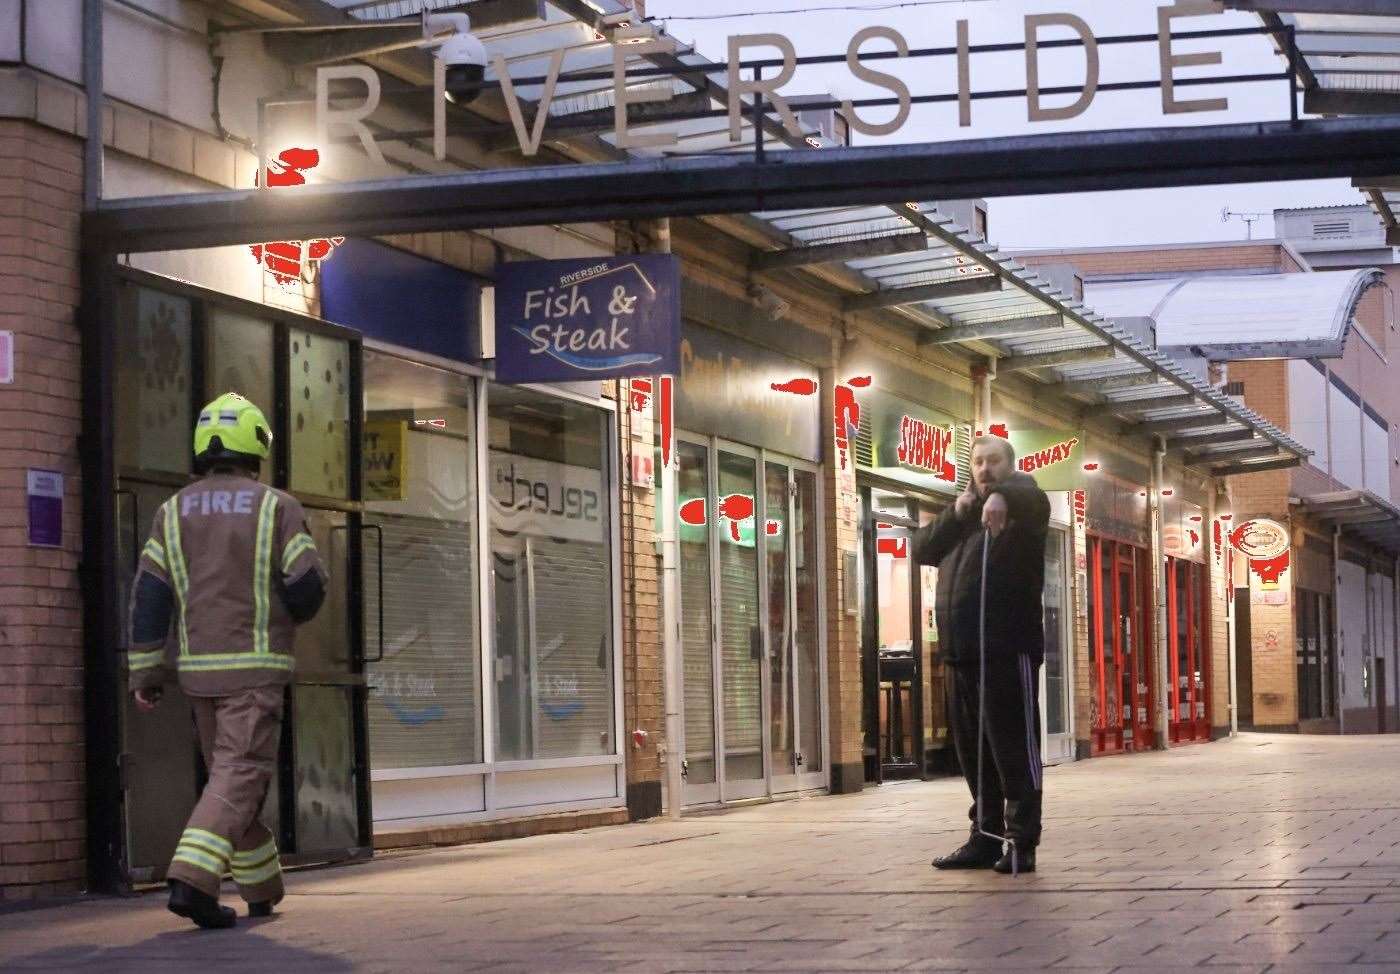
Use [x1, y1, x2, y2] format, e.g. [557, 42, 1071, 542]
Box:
[0, 120, 86, 901]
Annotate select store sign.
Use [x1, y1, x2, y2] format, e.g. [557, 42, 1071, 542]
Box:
[859, 388, 964, 495]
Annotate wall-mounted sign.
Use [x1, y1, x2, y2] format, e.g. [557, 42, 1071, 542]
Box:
[676, 324, 821, 463]
[856, 386, 965, 495]
[494, 256, 679, 383]
[363, 420, 407, 502]
[27, 469, 62, 548]
[1084, 473, 1149, 548]
[0, 331, 12, 384]
[1230, 518, 1291, 590]
[1008, 428, 1085, 491]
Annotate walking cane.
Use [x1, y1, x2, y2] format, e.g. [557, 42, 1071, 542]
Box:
[974, 528, 1019, 876]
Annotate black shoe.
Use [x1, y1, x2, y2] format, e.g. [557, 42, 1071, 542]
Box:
[932, 838, 1003, 870]
[168, 879, 237, 929]
[248, 894, 283, 918]
[993, 846, 1036, 875]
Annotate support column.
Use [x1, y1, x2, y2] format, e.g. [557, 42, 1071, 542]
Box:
[1151, 439, 1170, 750]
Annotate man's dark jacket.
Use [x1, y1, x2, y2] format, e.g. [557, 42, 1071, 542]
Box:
[912, 472, 1051, 667]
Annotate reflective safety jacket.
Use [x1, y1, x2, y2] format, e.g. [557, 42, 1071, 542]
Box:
[124, 473, 328, 697]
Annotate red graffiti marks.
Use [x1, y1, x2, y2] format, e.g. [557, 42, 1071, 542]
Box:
[629, 377, 653, 413]
[1189, 529, 1200, 547]
[679, 497, 706, 526]
[1161, 489, 1174, 497]
[897, 415, 957, 483]
[846, 375, 873, 388]
[718, 493, 754, 542]
[1212, 520, 1223, 564]
[834, 384, 861, 471]
[1017, 436, 1079, 476]
[988, 423, 1009, 439]
[1083, 462, 1100, 472]
[770, 378, 817, 396]
[1251, 552, 1290, 586]
[1072, 489, 1087, 528]
[765, 519, 782, 536]
[659, 375, 675, 469]
[876, 536, 908, 558]
[1229, 519, 1290, 587]
[250, 148, 344, 287]
[413, 418, 447, 430]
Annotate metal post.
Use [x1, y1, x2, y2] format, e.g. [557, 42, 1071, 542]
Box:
[751, 65, 765, 165]
[1334, 525, 1345, 734]
[649, 219, 684, 820]
[1150, 439, 1170, 750]
[1393, 555, 1399, 734]
[82, 0, 103, 208]
[1286, 25, 1299, 126]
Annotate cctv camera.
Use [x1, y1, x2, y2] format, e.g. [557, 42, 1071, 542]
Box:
[423, 12, 488, 105]
[439, 32, 488, 105]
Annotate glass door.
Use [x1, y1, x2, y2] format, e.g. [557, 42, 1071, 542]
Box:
[1042, 530, 1074, 763]
[678, 437, 825, 804]
[715, 446, 765, 800]
[862, 489, 923, 781]
[113, 274, 371, 880]
[1088, 537, 1155, 754]
[1166, 558, 1210, 743]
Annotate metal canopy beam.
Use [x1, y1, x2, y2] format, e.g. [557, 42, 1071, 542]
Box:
[1227, 0, 1400, 13]
[1133, 413, 1231, 435]
[843, 274, 1000, 311]
[1185, 443, 1283, 465]
[85, 115, 1400, 255]
[1212, 456, 1303, 476]
[999, 346, 1114, 372]
[1166, 428, 1257, 448]
[1307, 89, 1400, 118]
[1110, 393, 1199, 413]
[1056, 372, 1159, 395]
[917, 314, 1063, 346]
[753, 232, 926, 272]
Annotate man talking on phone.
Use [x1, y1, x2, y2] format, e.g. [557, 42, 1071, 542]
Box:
[913, 434, 1050, 875]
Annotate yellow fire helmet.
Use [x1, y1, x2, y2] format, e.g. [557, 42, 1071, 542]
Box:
[193, 392, 272, 465]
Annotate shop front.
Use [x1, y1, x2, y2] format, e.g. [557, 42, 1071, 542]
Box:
[673, 323, 827, 805]
[1084, 472, 1156, 754]
[1162, 492, 1211, 744]
[850, 384, 967, 781]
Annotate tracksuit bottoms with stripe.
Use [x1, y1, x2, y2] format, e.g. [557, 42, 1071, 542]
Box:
[946, 653, 1043, 850]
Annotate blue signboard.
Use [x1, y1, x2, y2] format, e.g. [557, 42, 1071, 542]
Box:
[494, 255, 680, 383]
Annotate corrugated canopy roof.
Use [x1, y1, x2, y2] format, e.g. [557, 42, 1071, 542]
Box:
[1085, 269, 1382, 359]
[1293, 490, 1400, 556]
[1235, 2, 1400, 244]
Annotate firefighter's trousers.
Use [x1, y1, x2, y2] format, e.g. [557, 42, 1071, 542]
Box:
[166, 685, 285, 903]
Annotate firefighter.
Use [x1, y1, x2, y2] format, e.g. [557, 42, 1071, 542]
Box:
[124, 392, 328, 929]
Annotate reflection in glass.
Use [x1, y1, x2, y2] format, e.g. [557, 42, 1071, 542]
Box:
[363, 353, 480, 770]
[206, 308, 275, 484]
[765, 464, 793, 775]
[678, 442, 716, 785]
[718, 451, 763, 782]
[116, 285, 192, 475]
[488, 385, 614, 761]
[1043, 532, 1066, 735]
[289, 328, 351, 498]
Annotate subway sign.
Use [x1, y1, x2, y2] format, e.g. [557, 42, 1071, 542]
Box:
[896, 414, 957, 484]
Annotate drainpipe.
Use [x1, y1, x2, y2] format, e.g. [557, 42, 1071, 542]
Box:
[1151, 438, 1170, 750]
[83, 0, 103, 208]
[1210, 484, 1234, 738]
[649, 219, 684, 820]
[973, 357, 995, 432]
[1393, 554, 1399, 734]
[1334, 525, 1345, 735]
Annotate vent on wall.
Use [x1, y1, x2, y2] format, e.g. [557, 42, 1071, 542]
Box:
[1223, 381, 1245, 397]
[854, 412, 874, 469]
[1312, 219, 1351, 238]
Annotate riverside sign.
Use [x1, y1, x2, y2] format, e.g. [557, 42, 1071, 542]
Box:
[314, 1, 1243, 165]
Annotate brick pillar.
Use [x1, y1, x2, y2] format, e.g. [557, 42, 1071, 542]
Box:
[0, 121, 86, 901]
[1070, 492, 1093, 759]
[822, 367, 864, 792]
[618, 376, 663, 819]
[1208, 487, 1232, 737]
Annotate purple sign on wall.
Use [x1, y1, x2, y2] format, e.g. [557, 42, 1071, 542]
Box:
[494, 255, 680, 383]
[27, 469, 62, 548]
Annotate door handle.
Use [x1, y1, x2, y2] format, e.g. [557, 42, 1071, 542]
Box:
[363, 523, 384, 664]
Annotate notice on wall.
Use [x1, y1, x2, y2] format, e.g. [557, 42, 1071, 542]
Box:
[27, 469, 62, 548]
[0, 331, 13, 384]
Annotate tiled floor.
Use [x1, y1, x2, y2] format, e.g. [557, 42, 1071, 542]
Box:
[5, 733, 1400, 972]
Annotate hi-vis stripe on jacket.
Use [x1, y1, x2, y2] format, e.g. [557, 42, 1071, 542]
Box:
[124, 474, 328, 697]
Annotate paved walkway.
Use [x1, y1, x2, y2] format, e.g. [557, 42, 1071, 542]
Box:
[6, 734, 1400, 973]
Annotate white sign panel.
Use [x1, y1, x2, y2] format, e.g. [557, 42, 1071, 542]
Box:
[0, 331, 12, 384]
